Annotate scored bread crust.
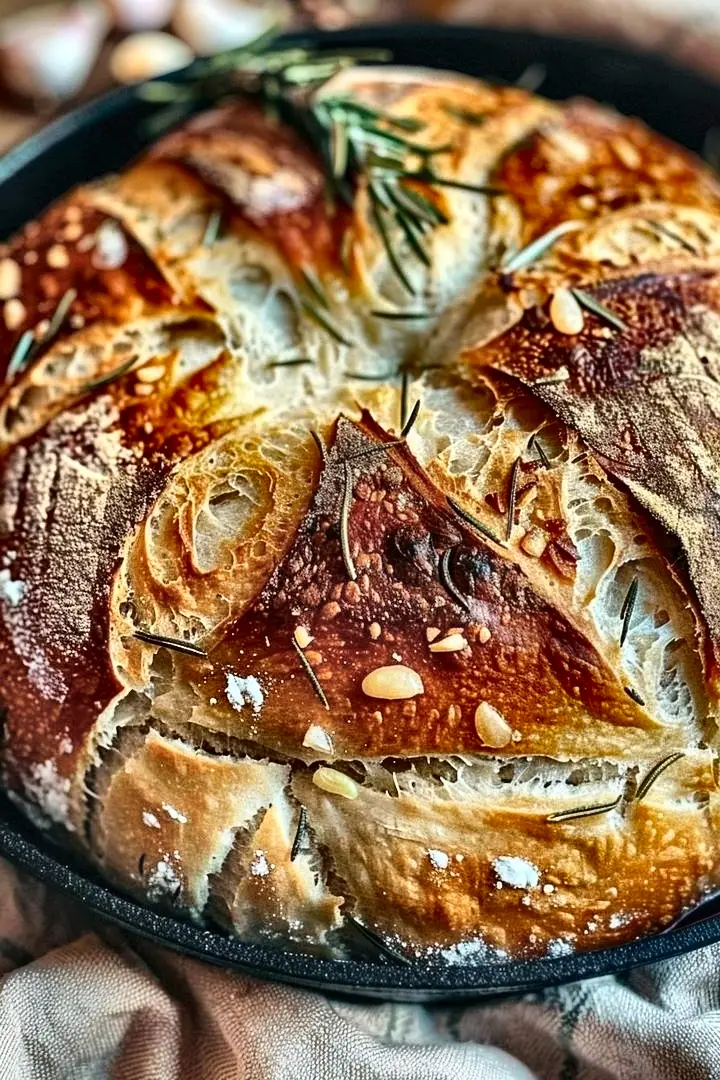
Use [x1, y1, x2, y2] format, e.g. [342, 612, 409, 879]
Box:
[0, 63, 719, 964]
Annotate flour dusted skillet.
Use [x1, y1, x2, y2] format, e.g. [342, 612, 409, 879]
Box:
[0, 35, 719, 966]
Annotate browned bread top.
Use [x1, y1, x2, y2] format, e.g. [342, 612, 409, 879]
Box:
[0, 55, 719, 964]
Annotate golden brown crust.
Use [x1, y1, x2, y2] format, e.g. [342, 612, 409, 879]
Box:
[0, 65, 718, 965]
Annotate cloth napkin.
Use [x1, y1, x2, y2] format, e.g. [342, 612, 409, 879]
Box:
[1, 855, 719, 1080]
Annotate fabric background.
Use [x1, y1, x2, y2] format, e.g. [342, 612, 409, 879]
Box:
[3, 2, 720, 1077]
[2, 851, 720, 1078]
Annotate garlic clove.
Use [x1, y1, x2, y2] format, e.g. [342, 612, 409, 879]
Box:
[0, 1, 109, 101]
[108, 0, 176, 32]
[173, 0, 287, 58]
[109, 30, 193, 85]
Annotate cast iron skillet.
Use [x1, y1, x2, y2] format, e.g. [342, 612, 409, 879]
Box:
[1, 23, 720, 1001]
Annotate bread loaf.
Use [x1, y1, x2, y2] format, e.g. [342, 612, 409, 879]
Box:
[1, 51, 719, 965]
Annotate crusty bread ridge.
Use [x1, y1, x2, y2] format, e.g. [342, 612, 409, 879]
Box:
[0, 59, 719, 964]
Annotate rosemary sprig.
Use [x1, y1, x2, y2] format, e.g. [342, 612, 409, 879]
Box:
[134, 630, 207, 657]
[401, 399, 420, 438]
[203, 208, 223, 247]
[290, 806, 309, 861]
[447, 496, 501, 546]
[81, 356, 138, 393]
[547, 795, 621, 823]
[571, 288, 627, 332]
[292, 636, 330, 710]
[345, 914, 411, 966]
[340, 462, 357, 581]
[300, 266, 330, 310]
[302, 299, 353, 346]
[529, 434, 550, 468]
[5, 330, 35, 383]
[620, 577, 639, 647]
[501, 220, 583, 274]
[506, 457, 521, 541]
[439, 547, 471, 613]
[625, 686, 645, 706]
[323, 95, 424, 133]
[634, 753, 685, 801]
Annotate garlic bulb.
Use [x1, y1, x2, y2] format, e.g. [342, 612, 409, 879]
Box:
[109, 30, 193, 84]
[0, 1, 109, 100]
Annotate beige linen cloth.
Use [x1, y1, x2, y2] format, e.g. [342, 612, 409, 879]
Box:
[1, 854, 720, 1079]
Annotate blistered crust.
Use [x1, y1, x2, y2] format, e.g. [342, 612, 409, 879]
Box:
[0, 67, 718, 966]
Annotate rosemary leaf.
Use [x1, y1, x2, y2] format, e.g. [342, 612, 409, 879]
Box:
[396, 170, 504, 197]
[138, 853, 146, 876]
[547, 795, 621, 823]
[393, 183, 449, 226]
[501, 220, 584, 274]
[203, 208, 223, 247]
[266, 357, 313, 368]
[330, 117, 349, 178]
[340, 462, 357, 581]
[310, 428, 327, 464]
[515, 61, 546, 92]
[529, 434, 550, 468]
[401, 398, 420, 438]
[134, 630, 207, 657]
[620, 577, 639, 647]
[646, 219, 699, 255]
[370, 309, 432, 320]
[392, 205, 431, 267]
[506, 457, 521, 541]
[5, 330, 35, 383]
[324, 96, 424, 133]
[443, 103, 487, 126]
[292, 636, 330, 710]
[290, 806, 308, 861]
[344, 369, 394, 381]
[447, 496, 502, 546]
[634, 753, 685, 801]
[571, 288, 627, 332]
[345, 914, 411, 966]
[348, 439, 407, 460]
[40, 288, 77, 350]
[400, 369, 409, 432]
[300, 266, 330, 310]
[369, 190, 416, 296]
[439, 547, 471, 613]
[625, 686, 645, 706]
[81, 356, 138, 393]
[340, 228, 354, 275]
[302, 299, 353, 346]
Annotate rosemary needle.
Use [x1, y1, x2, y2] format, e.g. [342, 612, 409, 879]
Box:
[501, 221, 584, 274]
[571, 288, 627, 332]
[290, 806, 309, 861]
[5, 330, 35, 383]
[40, 288, 77, 350]
[634, 753, 685, 802]
[345, 914, 411, 966]
[134, 630, 207, 657]
[310, 428, 327, 464]
[439, 548, 471, 613]
[302, 299, 353, 346]
[400, 369, 409, 431]
[529, 434, 550, 468]
[370, 310, 432, 320]
[447, 496, 501, 546]
[292, 636, 330, 710]
[203, 208, 223, 247]
[620, 577, 639, 647]
[547, 796, 621, 823]
[400, 398, 420, 438]
[81, 356, 138, 393]
[506, 458, 521, 541]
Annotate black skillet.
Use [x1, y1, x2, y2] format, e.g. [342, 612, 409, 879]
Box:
[0, 22, 719, 1001]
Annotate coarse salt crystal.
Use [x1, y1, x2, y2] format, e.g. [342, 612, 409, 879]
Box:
[428, 849, 449, 870]
[492, 855, 540, 889]
[226, 672, 264, 714]
[249, 850, 271, 877]
[162, 803, 187, 824]
[0, 569, 25, 606]
[143, 811, 161, 829]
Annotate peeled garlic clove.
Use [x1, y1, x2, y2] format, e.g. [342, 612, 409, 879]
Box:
[108, 0, 176, 32]
[0, 1, 109, 100]
[173, 0, 287, 57]
[110, 31, 193, 85]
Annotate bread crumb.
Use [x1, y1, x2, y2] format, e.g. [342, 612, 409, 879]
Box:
[428, 849, 449, 870]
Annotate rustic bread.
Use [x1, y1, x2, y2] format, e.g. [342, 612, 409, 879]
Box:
[1, 56, 719, 966]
